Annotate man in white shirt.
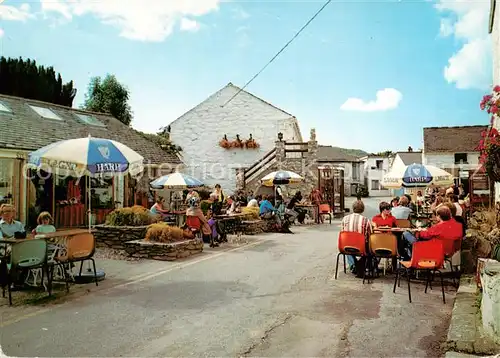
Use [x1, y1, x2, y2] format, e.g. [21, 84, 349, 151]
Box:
[391, 196, 412, 219]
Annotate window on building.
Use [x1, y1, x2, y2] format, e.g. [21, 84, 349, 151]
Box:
[454, 153, 468, 164]
[0, 158, 14, 206]
[371, 180, 380, 190]
[376, 160, 383, 169]
[29, 105, 62, 120]
[0, 100, 11, 113]
[75, 113, 105, 127]
[352, 163, 360, 180]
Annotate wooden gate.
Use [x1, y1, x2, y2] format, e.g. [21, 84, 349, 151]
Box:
[318, 167, 344, 215]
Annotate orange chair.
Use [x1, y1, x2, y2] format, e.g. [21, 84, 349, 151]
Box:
[369, 233, 398, 275]
[335, 231, 369, 283]
[66, 233, 98, 287]
[319, 204, 332, 224]
[393, 239, 446, 303]
[396, 219, 411, 228]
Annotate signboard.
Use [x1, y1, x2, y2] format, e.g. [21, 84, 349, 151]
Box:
[471, 173, 489, 190]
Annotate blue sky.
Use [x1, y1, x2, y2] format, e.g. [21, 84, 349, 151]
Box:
[0, 0, 493, 153]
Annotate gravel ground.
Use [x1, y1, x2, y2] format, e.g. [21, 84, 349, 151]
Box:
[93, 247, 143, 261]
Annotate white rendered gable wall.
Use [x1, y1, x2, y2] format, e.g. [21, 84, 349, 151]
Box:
[169, 85, 302, 193]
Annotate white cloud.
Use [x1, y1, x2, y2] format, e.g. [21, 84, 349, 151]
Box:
[232, 7, 250, 20]
[340, 88, 402, 112]
[40, 0, 220, 42]
[180, 18, 200, 32]
[0, 2, 32, 21]
[0, 28, 3, 38]
[435, 0, 491, 90]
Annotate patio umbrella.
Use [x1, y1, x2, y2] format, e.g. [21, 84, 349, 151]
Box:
[28, 136, 143, 176]
[28, 136, 144, 231]
[382, 163, 453, 189]
[260, 170, 304, 187]
[150, 172, 204, 189]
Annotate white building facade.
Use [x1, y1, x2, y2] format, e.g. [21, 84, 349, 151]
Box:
[490, 0, 500, 201]
[168, 83, 303, 193]
[360, 155, 391, 197]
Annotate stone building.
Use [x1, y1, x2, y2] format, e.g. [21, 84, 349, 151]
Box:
[168, 83, 303, 193]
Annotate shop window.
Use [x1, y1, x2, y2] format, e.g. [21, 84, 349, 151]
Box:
[0, 158, 14, 206]
[90, 176, 114, 209]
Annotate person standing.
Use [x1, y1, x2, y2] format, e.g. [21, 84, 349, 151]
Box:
[310, 188, 323, 224]
[210, 184, 225, 215]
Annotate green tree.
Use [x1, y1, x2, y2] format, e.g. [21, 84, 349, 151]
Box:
[0, 56, 76, 106]
[135, 128, 182, 155]
[83, 75, 133, 125]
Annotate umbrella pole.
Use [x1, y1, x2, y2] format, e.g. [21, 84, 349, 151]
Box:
[88, 175, 91, 232]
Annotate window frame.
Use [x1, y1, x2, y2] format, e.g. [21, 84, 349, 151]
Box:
[28, 104, 63, 121]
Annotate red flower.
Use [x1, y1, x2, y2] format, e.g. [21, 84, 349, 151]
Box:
[494, 85, 500, 92]
[491, 105, 499, 114]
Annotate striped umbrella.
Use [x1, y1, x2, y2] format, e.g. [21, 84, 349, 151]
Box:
[260, 170, 304, 187]
[382, 163, 454, 188]
[150, 172, 204, 189]
[28, 136, 143, 176]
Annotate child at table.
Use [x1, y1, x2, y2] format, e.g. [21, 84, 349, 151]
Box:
[32, 212, 56, 235]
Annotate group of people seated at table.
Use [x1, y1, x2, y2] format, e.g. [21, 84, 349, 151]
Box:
[341, 192, 465, 277]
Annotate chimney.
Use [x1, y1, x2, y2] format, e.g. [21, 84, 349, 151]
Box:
[408, 146, 413, 152]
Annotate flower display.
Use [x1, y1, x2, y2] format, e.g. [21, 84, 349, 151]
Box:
[245, 134, 260, 149]
[231, 134, 244, 148]
[478, 86, 500, 181]
[219, 134, 231, 149]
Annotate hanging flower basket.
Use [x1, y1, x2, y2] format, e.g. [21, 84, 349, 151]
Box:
[245, 134, 260, 149]
[231, 134, 244, 149]
[219, 134, 231, 149]
[478, 87, 500, 181]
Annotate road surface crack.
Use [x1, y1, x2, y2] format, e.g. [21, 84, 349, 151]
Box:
[239, 314, 293, 356]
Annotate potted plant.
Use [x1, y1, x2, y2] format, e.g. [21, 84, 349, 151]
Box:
[219, 134, 230, 149]
[231, 134, 244, 148]
[245, 134, 260, 149]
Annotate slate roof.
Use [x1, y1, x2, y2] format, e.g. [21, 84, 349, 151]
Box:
[423, 125, 487, 153]
[0, 94, 181, 164]
[396, 151, 422, 165]
[317, 145, 360, 162]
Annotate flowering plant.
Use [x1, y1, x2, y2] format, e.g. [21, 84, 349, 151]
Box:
[231, 134, 244, 148]
[478, 87, 500, 181]
[219, 134, 231, 149]
[245, 134, 260, 149]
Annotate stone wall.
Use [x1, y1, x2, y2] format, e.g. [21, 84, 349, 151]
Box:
[480, 259, 500, 344]
[94, 225, 148, 250]
[123, 239, 204, 261]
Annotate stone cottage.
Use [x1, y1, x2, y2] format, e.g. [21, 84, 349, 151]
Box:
[168, 83, 303, 193]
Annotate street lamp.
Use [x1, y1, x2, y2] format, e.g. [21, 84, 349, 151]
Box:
[277, 132, 283, 141]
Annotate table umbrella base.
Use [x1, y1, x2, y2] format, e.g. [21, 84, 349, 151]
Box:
[73, 269, 106, 283]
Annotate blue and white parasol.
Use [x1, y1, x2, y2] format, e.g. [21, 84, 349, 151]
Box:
[150, 172, 204, 189]
[28, 136, 143, 176]
[382, 163, 453, 188]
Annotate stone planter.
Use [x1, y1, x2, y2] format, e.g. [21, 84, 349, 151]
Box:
[93, 225, 149, 250]
[123, 239, 204, 261]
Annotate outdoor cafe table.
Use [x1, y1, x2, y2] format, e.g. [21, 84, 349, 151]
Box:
[214, 213, 247, 240]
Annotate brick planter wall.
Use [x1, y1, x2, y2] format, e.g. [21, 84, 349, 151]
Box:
[124, 239, 204, 261]
[93, 225, 149, 250]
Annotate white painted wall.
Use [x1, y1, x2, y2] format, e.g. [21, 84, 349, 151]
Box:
[169, 84, 303, 193]
[423, 152, 481, 172]
[361, 156, 391, 196]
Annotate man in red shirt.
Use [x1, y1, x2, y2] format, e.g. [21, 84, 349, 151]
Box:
[372, 201, 397, 228]
[402, 205, 462, 259]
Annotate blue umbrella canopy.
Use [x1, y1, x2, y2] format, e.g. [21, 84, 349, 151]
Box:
[401, 163, 433, 186]
[150, 172, 204, 189]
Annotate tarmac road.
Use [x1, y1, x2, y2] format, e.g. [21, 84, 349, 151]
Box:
[0, 197, 453, 357]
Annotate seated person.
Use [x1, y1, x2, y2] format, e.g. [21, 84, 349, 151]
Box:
[402, 205, 462, 260]
[247, 195, 261, 208]
[150, 197, 171, 221]
[372, 201, 397, 228]
[0, 204, 25, 239]
[341, 200, 372, 276]
[227, 196, 241, 214]
[284, 191, 302, 224]
[259, 195, 281, 225]
[33, 211, 56, 235]
[186, 197, 215, 246]
[391, 196, 412, 219]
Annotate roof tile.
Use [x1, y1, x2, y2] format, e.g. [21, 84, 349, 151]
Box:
[423, 125, 487, 153]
